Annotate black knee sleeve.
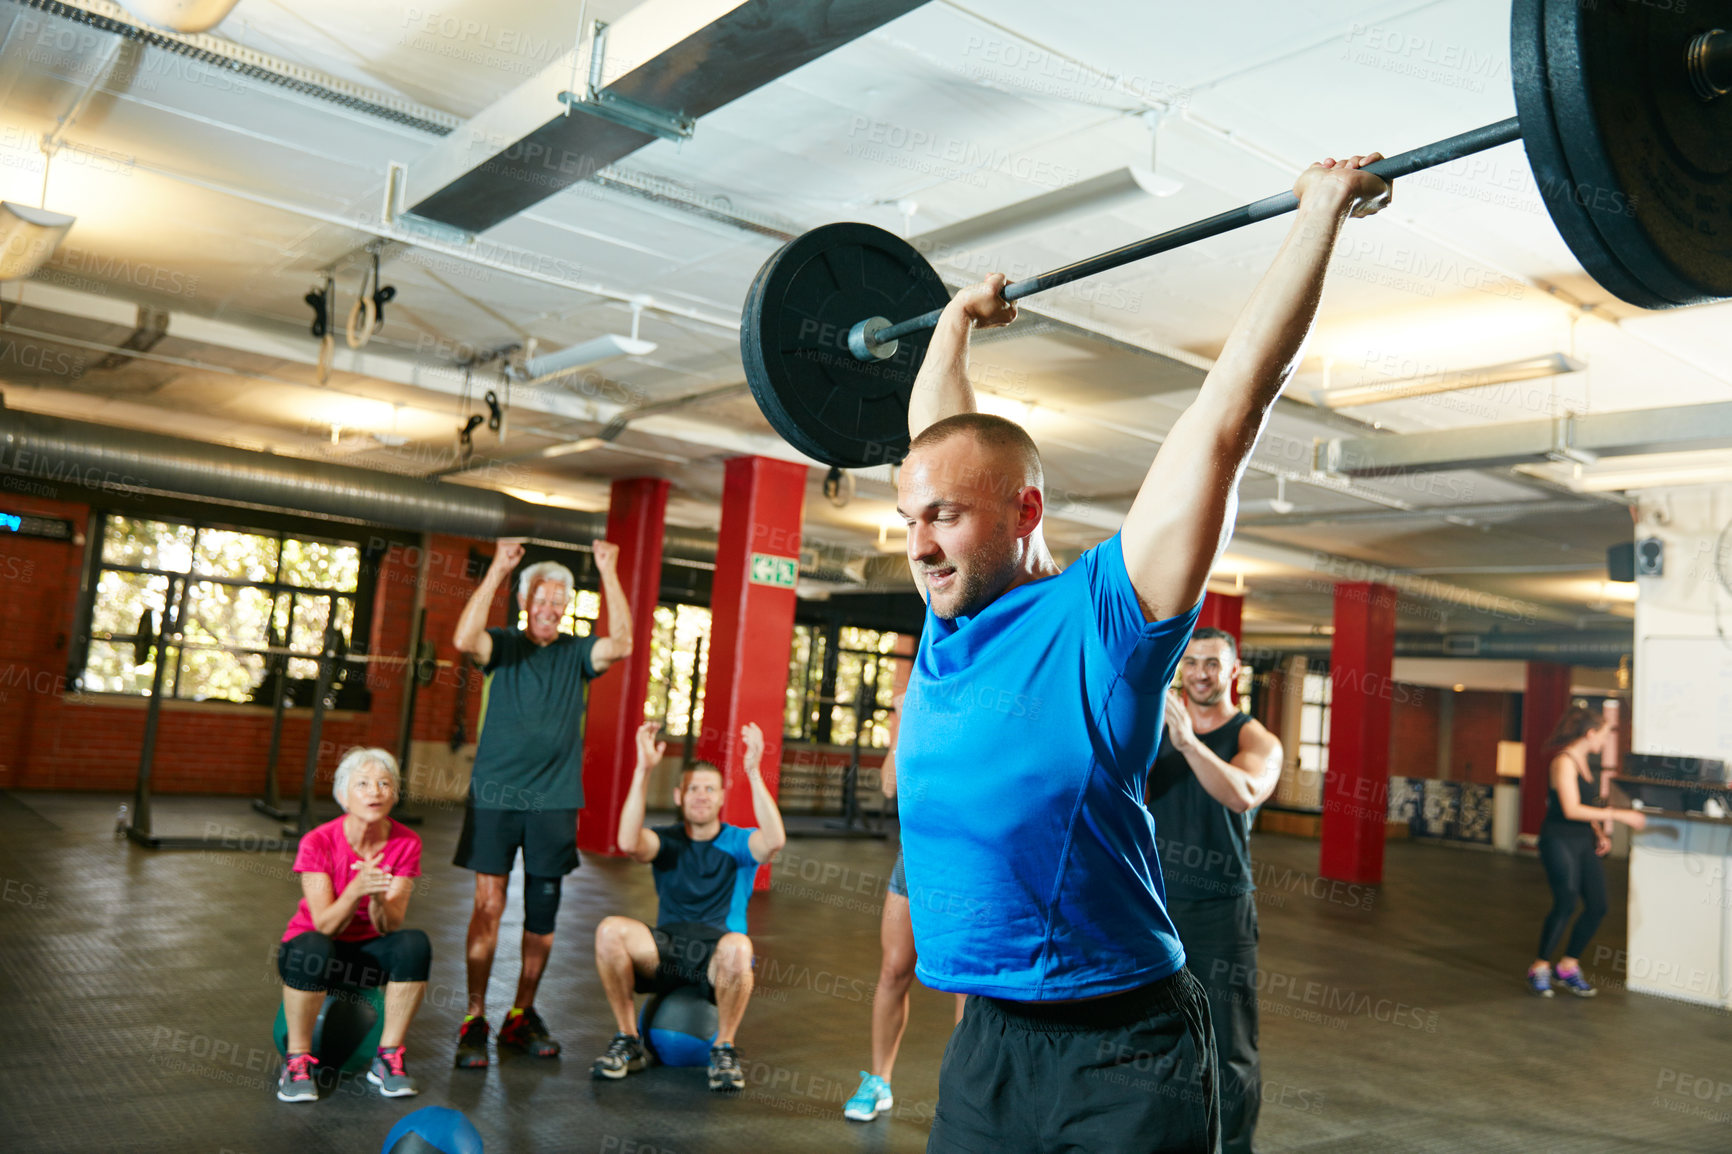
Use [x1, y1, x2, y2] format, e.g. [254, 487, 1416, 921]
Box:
[389, 929, 433, 982]
[278, 932, 336, 992]
[523, 875, 562, 935]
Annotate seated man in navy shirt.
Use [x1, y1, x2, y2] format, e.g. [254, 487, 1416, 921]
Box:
[895, 154, 1392, 1152]
[592, 720, 786, 1091]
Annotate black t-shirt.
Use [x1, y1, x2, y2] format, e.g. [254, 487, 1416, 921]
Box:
[650, 823, 761, 934]
[469, 628, 598, 812]
[1146, 712, 1255, 902]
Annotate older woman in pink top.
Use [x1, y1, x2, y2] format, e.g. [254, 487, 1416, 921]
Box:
[275, 747, 429, 1103]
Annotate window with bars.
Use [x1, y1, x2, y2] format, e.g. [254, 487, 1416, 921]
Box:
[643, 603, 711, 738]
[81, 514, 367, 705]
[783, 623, 903, 748]
[1298, 670, 1333, 778]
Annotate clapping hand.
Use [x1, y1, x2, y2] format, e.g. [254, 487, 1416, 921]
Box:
[349, 849, 393, 897]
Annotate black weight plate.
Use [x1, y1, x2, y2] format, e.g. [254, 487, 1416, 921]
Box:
[1510, 0, 1673, 309]
[1547, 0, 1732, 306]
[741, 222, 950, 469]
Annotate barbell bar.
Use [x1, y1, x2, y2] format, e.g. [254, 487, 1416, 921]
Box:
[740, 0, 1732, 470]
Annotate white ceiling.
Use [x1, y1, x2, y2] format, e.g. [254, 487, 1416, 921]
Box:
[2, 0, 1724, 639]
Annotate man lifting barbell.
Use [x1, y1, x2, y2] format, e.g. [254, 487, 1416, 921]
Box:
[891, 154, 1392, 1154]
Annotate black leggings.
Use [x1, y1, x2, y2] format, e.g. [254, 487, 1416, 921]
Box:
[1537, 826, 1607, 961]
[277, 930, 432, 993]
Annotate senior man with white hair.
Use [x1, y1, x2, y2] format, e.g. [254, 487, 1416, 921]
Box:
[451, 537, 633, 1068]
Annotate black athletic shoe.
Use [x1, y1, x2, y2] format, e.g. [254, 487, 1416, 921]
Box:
[591, 1033, 647, 1080]
[708, 1042, 745, 1092]
[454, 1016, 491, 1069]
[498, 1006, 561, 1058]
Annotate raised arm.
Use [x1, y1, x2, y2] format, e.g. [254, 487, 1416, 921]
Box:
[453, 538, 522, 665]
[588, 540, 633, 674]
[618, 722, 664, 863]
[1162, 694, 1283, 814]
[1120, 156, 1391, 622]
[741, 723, 787, 863]
[907, 275, 1018, 438]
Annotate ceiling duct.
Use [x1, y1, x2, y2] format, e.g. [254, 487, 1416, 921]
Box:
[403, 0, 929, 233]
[1242, 631, 1632, 665]
[0, 408, 817, 575]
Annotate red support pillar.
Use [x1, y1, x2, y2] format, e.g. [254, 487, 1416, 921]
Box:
[1198, 592, 1244, 704]
[578, 478, 670, 856]
[1319, 582, 1397, 884]
[1521, 661, 1574, 839]
[1197, 591, 1243, 639]
[699, 456, 808, 890]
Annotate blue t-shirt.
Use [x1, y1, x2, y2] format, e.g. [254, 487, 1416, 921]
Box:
[898, 533, 1201, 1001]
[650, 823, 761, 935]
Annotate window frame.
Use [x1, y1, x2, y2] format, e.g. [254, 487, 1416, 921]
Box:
[73, 510, 381, 709]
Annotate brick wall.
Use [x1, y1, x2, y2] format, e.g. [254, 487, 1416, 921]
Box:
[1387, 684, 1438, 779]
[0, 497, 505, 797]
[1451, 690, 1511, 786]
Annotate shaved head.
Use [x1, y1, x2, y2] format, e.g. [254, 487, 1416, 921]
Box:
[907, 413, 1044, 492]
[899, 413, 1048, 619]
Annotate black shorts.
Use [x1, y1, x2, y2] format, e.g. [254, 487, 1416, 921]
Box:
[277, 930, 432, 993]
[454, 805, 580, 877]
[889, 851, 908, 898]
[635, 921, 725, 1002]
[929, 967, 1218, 1154]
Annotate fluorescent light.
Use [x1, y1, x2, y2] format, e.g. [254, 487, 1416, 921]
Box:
[0, 202, 76, 280]
[515, 334, 657, 383]
[912, 166, 1181, 257]
[1317, 353, 1584, 408]
[117, 0, 240, 33]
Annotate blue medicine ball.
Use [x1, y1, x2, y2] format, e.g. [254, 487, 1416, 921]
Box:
[382, 1106, 483, 1154]
[638, 985, 719, 1068]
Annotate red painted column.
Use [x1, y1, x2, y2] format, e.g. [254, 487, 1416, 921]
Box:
[578, 478, 670, 856]
[1198, 592, 1244, 704]
[699, 456, 808, 890]
[1319, 582, 1397, 884]
[1520, 661, 1574, 839]
[1197, 591, 1243, 639]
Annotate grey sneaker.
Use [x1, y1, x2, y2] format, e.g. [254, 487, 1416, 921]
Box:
[276, 1052, 319, 1103]
[591, 1032, 647, 1080]
[708, 1042, 744, 1092]
[367, 1046, 418, 1097]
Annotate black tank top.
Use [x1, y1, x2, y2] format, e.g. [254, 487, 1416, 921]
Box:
[1146, 711, 1255, 902]
[1544, 754, 1602, 829]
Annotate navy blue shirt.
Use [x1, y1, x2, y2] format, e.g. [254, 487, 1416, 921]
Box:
[470, 628, 598, 812]
[898, 533, 1200, 1000]
[651, 823, 761, 935]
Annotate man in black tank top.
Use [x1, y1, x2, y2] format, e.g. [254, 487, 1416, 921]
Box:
[1146, 628, 1284, 1154]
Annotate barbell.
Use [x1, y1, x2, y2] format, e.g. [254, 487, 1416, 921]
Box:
[741, 0, 1731, 469]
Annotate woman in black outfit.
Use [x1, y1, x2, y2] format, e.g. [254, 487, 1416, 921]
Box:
[1527, 702, 1646, 997]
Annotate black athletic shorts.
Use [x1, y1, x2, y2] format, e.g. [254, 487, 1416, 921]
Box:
[929, 967, 1219, 1154]
[635, 921, 725, 1002]
[453, 805, 581, 877]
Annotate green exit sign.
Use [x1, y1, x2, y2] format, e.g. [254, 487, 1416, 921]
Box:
[749, 552, 798, 589]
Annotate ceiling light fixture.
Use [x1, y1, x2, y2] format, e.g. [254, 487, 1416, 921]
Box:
[512, 300, 657, 385]
[117, 0, 241, 34]
[1315, 353, 1585, 409]
[0, 202, 76, 280]
[911, 114, 1181, 257]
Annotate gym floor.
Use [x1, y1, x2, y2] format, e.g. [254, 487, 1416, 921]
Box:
[3, 790, 1729, 1154]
